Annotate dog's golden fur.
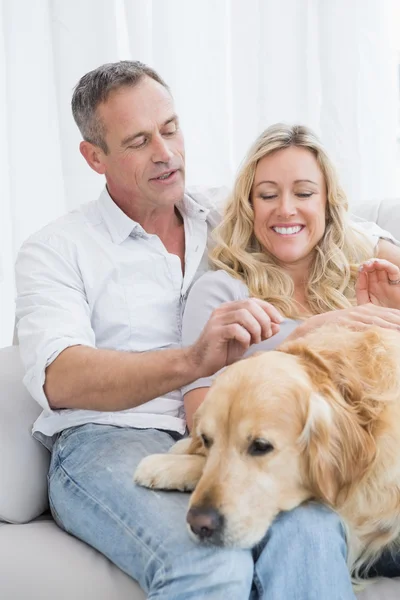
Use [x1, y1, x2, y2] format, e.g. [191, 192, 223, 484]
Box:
[135, 324, 400, 576]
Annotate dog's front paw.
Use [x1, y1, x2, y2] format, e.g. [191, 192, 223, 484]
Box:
[134, 454, 172, 490]
[168, 438, 193, 455]
[134, 453, 205, 492]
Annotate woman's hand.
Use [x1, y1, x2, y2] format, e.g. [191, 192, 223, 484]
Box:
[356, 258, 400, 309]
[287, 303, 400, 342]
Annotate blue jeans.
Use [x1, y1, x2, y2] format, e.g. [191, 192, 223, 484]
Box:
[48, 424, 356, 599]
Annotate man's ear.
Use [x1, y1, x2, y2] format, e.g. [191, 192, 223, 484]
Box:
[80, 141, 106, 175]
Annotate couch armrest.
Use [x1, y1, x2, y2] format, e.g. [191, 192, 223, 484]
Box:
[0, 346, 49, 523]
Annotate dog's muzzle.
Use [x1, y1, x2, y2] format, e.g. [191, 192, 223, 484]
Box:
[186, 506, 225, 545]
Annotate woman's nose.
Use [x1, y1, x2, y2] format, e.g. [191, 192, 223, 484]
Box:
[276, 194, 296, 218]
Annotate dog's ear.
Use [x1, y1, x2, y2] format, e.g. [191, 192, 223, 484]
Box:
[299, 393, 338, 504]
[186, 433, 205, 456]
[279, 343, 335, 391]
[186, 411, 208, 456]
[283, 329, 386, 425]
[284, 331, 384, 505]
[300, 392, 377, 506]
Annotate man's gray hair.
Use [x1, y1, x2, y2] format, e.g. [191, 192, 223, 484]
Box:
[71, 60, 169, 153]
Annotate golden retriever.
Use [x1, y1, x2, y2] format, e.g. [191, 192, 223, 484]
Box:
[134, 324, 400, 576]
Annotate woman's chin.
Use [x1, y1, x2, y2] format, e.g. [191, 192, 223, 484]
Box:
[272, 251, 307, 265]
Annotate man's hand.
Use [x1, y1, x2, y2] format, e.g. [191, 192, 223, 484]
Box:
[187, 298, 284, 377]
[356, 258, 400, 309]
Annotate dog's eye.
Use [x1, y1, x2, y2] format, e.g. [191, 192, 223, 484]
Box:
[200, 433, 212, 448]
[248, 438, 274, 456]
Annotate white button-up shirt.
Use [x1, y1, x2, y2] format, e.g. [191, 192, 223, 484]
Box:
[15, 187, 222, 446]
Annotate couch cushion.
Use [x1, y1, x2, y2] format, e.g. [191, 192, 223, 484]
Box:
[0, 345, 49, 523]
[0, 517, 399, 600]
[0, 518, 145, 599]
[357, 577, 400, 600]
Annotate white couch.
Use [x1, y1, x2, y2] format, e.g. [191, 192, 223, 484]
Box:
[1, 198, 400, 599]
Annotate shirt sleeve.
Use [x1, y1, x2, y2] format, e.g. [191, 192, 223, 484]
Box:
[349, 218, 400, 250]
[181, 270, 245, 395]
[15, 236, 96, 411]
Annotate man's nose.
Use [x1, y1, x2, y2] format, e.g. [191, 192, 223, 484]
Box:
[186, 506, 224, 540]
[152, 135, 173, 163]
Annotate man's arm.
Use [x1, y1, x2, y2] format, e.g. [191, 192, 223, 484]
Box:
[16, 237, 282, 413]
[45, 295, 282, 410]
[45, 345, 202, 410]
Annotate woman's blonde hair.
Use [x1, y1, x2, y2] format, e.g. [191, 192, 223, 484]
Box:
[210, 123, 374, 319]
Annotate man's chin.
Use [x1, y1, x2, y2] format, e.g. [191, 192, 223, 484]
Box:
[149, 172, 184, 197]
[157, 182, 185, 205]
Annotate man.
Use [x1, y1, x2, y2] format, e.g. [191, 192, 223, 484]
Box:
[15, 60, 391, 599]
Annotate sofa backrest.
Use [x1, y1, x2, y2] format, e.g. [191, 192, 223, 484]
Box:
[351, 198, 400, 240]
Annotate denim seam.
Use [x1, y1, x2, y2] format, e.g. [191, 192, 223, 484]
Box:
[48, 493, 65, 531]
[252, 570, 263, 597]
[56, 462, 168, 576]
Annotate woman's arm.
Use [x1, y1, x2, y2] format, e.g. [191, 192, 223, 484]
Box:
[181, 270, 282, 427]
[287, 239, 400, 343]
[376, 239, 400, 265]
[184, 388, 209, 432]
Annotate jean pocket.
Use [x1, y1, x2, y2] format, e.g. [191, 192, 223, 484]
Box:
[52, 423, 96, 467]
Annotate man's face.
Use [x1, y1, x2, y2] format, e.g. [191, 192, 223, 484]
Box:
[94, 77, 185, 208]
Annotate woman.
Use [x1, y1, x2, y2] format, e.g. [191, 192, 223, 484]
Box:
[182, 123, 400, 599]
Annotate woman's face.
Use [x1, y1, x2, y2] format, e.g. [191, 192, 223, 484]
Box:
[251, 146, 327, 272]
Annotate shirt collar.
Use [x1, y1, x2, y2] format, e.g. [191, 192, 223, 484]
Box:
[97, 187, 137, 244]
[177, 193, 209, 221]
[97, 186, 209, 245]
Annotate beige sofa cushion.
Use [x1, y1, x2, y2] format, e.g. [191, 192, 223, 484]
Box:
[0, 518, 145, 599]
[0, 346, 49, 523]
[0, 517, 398, 599]
[357, 577, 400, 599]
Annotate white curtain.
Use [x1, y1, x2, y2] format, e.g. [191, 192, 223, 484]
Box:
[1, 0, 399, 347]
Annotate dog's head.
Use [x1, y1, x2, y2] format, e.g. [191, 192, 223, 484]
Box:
[187, 341, 378, 548]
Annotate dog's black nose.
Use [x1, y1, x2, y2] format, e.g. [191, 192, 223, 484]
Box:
[187, 506, 224, 540]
